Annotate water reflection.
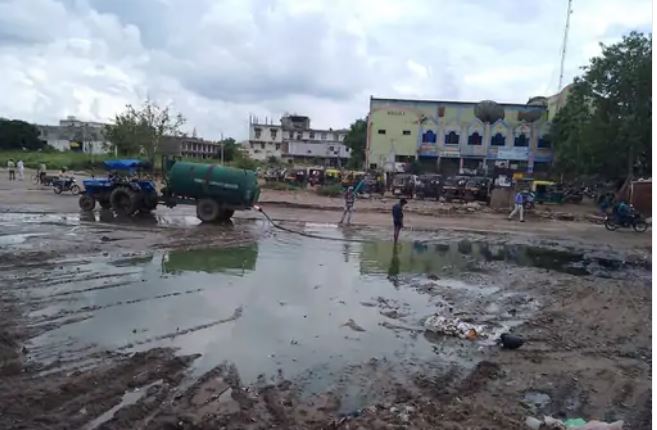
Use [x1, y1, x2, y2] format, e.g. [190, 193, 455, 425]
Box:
[162, 244, 259, 275]
[387, 247, 400, 284]
[360, 239, 591, 276]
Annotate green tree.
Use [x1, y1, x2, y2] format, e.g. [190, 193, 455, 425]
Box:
[0, 119, 45, 150]
[343, 118, 367, 169]
[104, 99, 186, 163]
[551, 31, 651, 179]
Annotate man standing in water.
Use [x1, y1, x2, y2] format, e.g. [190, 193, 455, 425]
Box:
[392, 198, 407, 244]
[339, 186, 355, 225]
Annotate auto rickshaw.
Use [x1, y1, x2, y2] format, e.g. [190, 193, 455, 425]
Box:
[341, 171, 366, 188]
[285, 168, 307, 185]
[415, 174, 443, 200]
[531, 180, 563, 204]
[325, 168, 342, 184]
[308, 167, 325, 186]
[391, 174, 416, 198]
[442, 175, 469, 201]
[464, 176, 492, 202]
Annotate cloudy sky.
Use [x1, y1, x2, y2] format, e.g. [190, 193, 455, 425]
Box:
[0, 0, 651, 140]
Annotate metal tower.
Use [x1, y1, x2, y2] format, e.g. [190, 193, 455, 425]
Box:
[558, 0, 573, 91]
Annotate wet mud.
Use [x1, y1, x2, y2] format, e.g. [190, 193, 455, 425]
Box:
[0, 206, 651, 429]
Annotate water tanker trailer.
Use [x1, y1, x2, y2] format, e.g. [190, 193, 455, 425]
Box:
[161, 160, 260, 222]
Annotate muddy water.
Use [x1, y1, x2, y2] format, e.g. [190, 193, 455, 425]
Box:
[28, 231, 460, 384]
[15, 219, 644, 413]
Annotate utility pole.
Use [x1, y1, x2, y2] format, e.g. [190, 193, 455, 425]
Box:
[558, 0, 573, 92]
[220, 132, 224, 165]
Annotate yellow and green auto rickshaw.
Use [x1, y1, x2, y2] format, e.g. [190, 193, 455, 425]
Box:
[531, 180, 564, 204]
[324, 168, 342, 184]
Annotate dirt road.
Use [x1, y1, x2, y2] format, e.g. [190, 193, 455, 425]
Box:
[0, 176, 651, 429]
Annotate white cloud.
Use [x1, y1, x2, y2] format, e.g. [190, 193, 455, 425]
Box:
[0, 0, 651, 140]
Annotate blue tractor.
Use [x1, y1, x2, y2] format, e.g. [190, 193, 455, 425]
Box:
[78, 159, 159, 215]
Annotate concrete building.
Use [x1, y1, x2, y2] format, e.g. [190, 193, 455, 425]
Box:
[37, 116, 110, 154]
[160, 136, 222, 159]
[247, 114, 350, 166]
[366, 94, 565, 176]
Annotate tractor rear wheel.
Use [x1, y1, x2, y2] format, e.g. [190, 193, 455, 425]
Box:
[79, 195, 96, 211]
[196, 198, 220, 222]
[110, 187, 138, 216]
[143, 191, 159, 211]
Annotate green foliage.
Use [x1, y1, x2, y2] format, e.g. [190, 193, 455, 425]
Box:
[0, 150, 113, 171]
[551, 32, 651, 179]
[231, 153, 259, 171]
[262, 181, 297, 191]
[316, 184, 344, 197]
[344, 118, 367, 169]
[267, 155, 280, 165]
[0, 119, 46, 150]
[104, 99, 185, 164]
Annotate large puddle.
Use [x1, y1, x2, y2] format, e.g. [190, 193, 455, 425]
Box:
[20, 222, 643, 409]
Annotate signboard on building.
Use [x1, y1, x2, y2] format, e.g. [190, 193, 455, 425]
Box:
[439, 147, 460, 158]
[497, 147, 529, 161]
[417, 143, 438, 156]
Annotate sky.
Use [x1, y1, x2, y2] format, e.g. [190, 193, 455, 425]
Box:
[0, 0, 651, 140]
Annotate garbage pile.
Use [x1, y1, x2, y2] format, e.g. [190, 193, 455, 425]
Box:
[423, 315, 483, 340]
[526, 416, 623, 430]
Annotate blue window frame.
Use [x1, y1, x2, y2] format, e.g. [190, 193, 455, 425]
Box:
[491, 133, 505, 146]
[445, 131, 459, 145]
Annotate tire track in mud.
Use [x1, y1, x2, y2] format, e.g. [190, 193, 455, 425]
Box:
[117, 306, 244, 351]
[6, 270, 144, 292]
[28, 288, 205, 324]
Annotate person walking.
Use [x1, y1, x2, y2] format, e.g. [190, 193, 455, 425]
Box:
[7, 159, 15, 181]
[17, 160, 24, 180]
[508, 190, 525, 222]
[392, 198, 407, 245]
[38, 162, 47, 184]
[339, 186, 356, 225]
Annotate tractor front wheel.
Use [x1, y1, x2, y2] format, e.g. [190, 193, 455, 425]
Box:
[79, 195, 96, 211]
[110, 187, 138, 216]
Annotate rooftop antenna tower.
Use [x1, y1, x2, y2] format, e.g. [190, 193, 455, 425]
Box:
[558, 0, 573, 91]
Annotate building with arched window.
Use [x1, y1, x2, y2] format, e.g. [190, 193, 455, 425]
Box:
[366, 94, 562, 175]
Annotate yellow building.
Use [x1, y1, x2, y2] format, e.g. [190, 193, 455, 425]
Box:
[366, 95, 560, 175]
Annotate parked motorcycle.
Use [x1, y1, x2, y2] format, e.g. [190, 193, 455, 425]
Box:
[604, 208, 648, 233]
[52, 176, 81, 195]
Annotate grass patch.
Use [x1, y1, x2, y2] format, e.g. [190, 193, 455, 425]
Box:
[261, 181, 300, 191]
[316, 184, 344, 197]
[0, 150, 114, 171]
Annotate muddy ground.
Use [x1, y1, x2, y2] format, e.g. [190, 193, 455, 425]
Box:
[0, 175, 651, 429]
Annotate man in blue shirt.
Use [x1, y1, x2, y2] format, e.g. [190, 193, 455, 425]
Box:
[392, 198, 408, 244]
[508, 190, 525, 222]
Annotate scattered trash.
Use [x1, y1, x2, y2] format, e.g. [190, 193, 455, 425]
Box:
[423, 314, 483, 339]
[525, 416, 624, 430]
[521, 391, 551, 414]
[498, 332, 524, 349]
[563, 418, 587, 427]
[525, 416, 542, 430]
[341, 318, 366, 332]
